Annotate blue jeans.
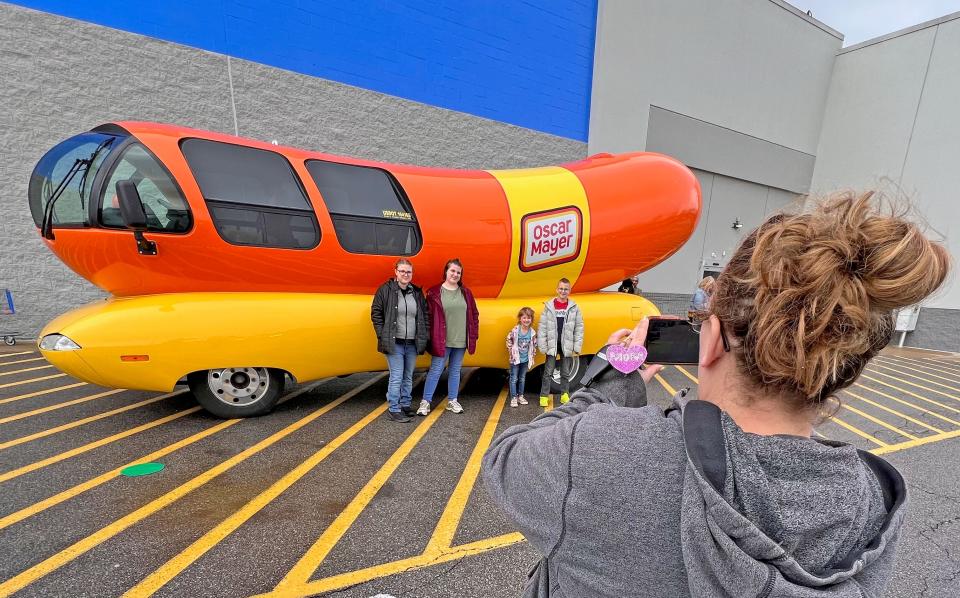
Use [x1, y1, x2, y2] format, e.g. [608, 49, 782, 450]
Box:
[386, 340, 418, 413]
[422, 346, 466, 403]
[509, 361, 529, 397]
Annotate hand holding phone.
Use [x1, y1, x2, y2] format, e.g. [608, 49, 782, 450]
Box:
[604, 319, 664, 383]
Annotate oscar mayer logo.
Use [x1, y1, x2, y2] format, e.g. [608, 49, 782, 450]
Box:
[520, 206, 583, 271]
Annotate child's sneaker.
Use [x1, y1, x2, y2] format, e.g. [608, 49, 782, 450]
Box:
[510, 396, 518, 408]
[517, 395, 528, 405]
[539, 396, 550, 407]
[416, 399, 431, 416]
[560, 392, 570, 404]
[446, 399, 464, 414]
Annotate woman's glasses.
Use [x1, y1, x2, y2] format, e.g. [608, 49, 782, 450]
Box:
[690, 312, 731, 353]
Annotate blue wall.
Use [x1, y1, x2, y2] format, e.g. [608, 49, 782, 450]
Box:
[11, 0, 597, 141]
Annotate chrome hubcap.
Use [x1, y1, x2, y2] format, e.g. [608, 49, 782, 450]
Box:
[207, 367, 270, 407]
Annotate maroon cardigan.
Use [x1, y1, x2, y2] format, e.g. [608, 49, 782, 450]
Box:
[425, 284, 480, 357]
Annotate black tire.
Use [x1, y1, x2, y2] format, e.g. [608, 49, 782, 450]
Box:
[529, 354, 592, 396]
[188, 367, 285, 418]
[3, 336, 15, 346]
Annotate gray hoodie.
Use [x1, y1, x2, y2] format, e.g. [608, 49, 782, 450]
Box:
[481, 370, 905, 597]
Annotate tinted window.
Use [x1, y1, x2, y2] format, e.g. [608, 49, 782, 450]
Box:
[182, 139, 311, 210]
[305, 160, 412, 220]
[208, 204, 318, 249]
[100, 144, 191, 233]
[332, 217, 418, 256]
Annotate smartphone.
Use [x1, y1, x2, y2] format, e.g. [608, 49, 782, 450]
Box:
[643, 317, 700, 365]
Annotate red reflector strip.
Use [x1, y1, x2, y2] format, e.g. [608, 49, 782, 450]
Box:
[120, 355, 150, 362]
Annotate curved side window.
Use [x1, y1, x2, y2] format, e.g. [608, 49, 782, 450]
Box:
[305, 160, 421, 256]
[100, 144, 191, 233]
[181, 139, 319, 249]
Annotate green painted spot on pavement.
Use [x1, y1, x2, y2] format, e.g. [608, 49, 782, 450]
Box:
[120, 462, 165, 477]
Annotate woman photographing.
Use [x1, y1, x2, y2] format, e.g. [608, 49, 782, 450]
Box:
[483, 192, 949, 597]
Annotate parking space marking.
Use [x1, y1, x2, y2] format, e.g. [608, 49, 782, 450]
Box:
[426, 385, 509, 553]
[878, 356, 960, 382]
[675, 365, 698, 384]
[0, 351, 35, 360]
[0, 383, 87, 406]
[862, 369, 960, 402]
[0, 391, 181, 451]
[655, 373, 678, 396]
[275, 372, 475, 591]
[259, 385, 519, 598]
[0, 357, 45, 367]
[871, 361, 960, 392]
[0, 405, 201, 484]
[0, 374, 387, 598]
[0, 419, 240, 530]
[919, 357, 960, 371]
[828, 417, 887, 447]
[258, 532, 527, 598]
[121, 376, 385, 597]
[0, 365, 54, 378]
[856, 377, 960, 416]
[838, 404, 917, 440]
[0, 373, 67, 389]
[842, 390, 946, 434]
[0, 388, 127, 425]
[871, 428, 960, 455]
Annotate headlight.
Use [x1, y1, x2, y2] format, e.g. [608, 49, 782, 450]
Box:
[39, 334, 81, 351]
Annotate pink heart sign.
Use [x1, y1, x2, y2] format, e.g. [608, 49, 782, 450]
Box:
[606, 344, 648, 374]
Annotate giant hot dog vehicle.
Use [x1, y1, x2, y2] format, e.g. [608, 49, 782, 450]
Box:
[29, 122, 701, 417]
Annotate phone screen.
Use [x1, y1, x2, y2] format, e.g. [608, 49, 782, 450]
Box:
[643, 318, 700, 365]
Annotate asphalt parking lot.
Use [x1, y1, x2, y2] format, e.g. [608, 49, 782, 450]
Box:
[1, 346, 959, 597]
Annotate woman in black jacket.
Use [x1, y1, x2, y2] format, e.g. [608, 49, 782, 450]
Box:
[371, 259, 430, 422]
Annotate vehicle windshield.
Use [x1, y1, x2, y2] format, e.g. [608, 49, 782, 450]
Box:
[28, 131, 126, 228]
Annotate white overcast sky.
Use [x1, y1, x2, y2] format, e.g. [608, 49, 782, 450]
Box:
[785, 0, 960, 45]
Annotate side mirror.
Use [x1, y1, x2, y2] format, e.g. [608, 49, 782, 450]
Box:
[115, 180, 157, 255]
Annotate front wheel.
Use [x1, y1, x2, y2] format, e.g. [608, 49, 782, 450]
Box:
[188, 367, 285, 418]
[2, 336, 14, 346]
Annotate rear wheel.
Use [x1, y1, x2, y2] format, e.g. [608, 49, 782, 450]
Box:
[2, 336, 14, 346]
[187, 367, 285, 418]
[529, 354, 593, 396]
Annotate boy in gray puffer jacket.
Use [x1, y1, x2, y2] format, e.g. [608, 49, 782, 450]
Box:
[537, 278, 584, 407]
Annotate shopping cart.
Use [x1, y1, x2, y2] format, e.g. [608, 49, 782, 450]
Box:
[1, 289, 19, 345]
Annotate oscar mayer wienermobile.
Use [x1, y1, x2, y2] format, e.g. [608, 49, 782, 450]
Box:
[29, 122, 701, 417]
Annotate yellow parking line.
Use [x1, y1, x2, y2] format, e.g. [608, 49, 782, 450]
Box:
[275, 376, 457, 591]
[0, 391, 180, 452]
[870, 363, 960, 393]
[864, 368, 960, 402]
[838, 404, 917, 440]
[842, 390, 945, 434]
[0, 357, 45, 367]
[124, 380, 384, 598]
[0, 373, 68, 389]
[0, 364, 54, 377]
[0, 351, 35, 359]
[882, 356, 960, 381]
[918, 357, 960, 371]
[655, 374, 677, 396]
[0, 373, 386, 597]
[871, 428, 960, 455]
[674, 366, 699, 384]
[0, 383, 88, 406]
[426, 385, 509, 553]
[0, 388, 127, 425]
[856, 377, 960, 418]
[0, 405, 199, 484]
[0, 419, 239, 530]
[255, 532, 527, 598]
[827, 416, 888, 447]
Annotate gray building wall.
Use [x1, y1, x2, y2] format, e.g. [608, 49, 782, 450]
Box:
[811, 13, 960, 351]
[0, 3, 586, 338]
[589, 0, 839, 296]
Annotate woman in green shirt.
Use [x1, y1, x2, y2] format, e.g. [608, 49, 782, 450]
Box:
[418, 258, 480, 415]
